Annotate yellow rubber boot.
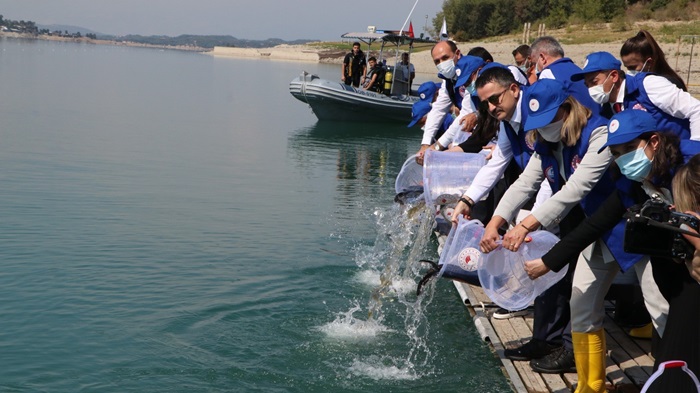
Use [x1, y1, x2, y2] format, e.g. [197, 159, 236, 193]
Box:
[573, 330, 607, 393]
[628, 322, 653, 339]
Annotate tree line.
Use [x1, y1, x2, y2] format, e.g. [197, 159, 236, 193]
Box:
[435, 0, 695, 40]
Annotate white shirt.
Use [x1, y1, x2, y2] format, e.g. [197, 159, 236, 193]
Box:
[396, 62, 415, 81]
[421, 80, 476, 145]
[463, 93, 524, 203]
[436, 93, 477, 148]
[642, 75, 700, 141]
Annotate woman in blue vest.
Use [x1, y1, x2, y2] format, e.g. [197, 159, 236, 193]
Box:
[620, 30, 700, 141]
[524, 110, 700, 392]
[479, 78, 616, 373]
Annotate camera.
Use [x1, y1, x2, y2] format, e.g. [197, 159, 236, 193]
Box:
[623, 199, 700, 260]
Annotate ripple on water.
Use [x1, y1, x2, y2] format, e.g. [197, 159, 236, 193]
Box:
[347, 357, 419, 381]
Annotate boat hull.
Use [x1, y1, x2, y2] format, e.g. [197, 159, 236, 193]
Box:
[289, 72, 418, 123]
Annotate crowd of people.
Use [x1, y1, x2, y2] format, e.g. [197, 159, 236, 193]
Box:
[405, 30, 700, 392]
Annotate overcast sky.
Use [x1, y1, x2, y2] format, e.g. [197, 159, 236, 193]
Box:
[0, 0, 445, 41]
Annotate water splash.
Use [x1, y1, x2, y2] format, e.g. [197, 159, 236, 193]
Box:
[321, 195, 439, 380]
[318, 303, 394, 341]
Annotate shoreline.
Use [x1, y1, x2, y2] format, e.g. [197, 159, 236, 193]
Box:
[0, 31, 208, 52]
[4, 30, 697, 93]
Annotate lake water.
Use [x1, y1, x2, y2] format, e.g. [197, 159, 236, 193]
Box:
[0, 38, 511, 392]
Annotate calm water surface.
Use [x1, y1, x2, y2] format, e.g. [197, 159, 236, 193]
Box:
[0, 38, 511, 392]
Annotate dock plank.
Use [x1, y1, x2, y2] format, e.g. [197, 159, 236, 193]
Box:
[439, 233, 656, 392]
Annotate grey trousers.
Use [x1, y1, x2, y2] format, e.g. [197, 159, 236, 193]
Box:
[570, 242, 668, 336]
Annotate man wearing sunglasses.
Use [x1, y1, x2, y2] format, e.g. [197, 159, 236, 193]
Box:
[451, 66, 542, 223]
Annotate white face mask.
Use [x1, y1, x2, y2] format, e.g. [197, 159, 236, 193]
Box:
[537, 119, 564, 142]
[626, 58, 650, 77]
[588, 73, 613, 104]
[437, 59, 456, 79]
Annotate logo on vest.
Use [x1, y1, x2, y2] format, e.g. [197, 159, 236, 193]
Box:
[632, 103, 648, 112]
[609, 119, 620, 133]
[525, 132, 536, 150]
[458, 247, 481, 272]
[571, 154, 581, 172]
[458, 85, 466, 97]
[529, 98, 540, 112]
[545, 165, 556, 183]
[455, 68, 462, 77]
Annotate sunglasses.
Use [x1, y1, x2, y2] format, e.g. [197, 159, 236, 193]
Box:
[485, 88, 508, 106]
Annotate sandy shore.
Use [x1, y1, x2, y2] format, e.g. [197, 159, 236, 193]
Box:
[209, 37, 699, 95]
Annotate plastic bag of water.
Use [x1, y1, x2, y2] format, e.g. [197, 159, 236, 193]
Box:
[438, 217, 484, 281]
[422, 150, 485, 206]
[477, 230, 567, 311]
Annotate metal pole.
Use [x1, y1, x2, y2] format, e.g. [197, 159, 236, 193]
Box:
[676, 36, 681, 71]
[688, 36, 695, 88]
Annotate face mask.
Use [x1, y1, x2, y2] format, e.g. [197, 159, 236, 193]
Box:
[615, 141, 653, 182]
[588, 74, 613, 104]
[518, 65, 528, 73]
[466, 80, 476, 95]
[437, 59, 456, 79]
[626, 58, 650, 77]
[537, 119, 564, 142]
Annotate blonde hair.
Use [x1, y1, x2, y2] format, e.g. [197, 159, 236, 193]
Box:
[527, 96, 591, 147]
[672, 154, 700, 213]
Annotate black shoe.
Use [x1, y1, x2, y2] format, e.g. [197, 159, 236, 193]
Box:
[493, 307, 529, 320]
[504, 339, 558, 361]
[529, 346, 576, 374]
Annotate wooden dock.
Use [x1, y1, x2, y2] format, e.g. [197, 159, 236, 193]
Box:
[437, 235, 656, 393]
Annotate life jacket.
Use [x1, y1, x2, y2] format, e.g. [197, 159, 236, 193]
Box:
[624, 72, 691, 140]
[503, 86, 535, 171]
[365, 65, 385, 92]
[609, 139, 700, 271]
[345, 51, 365, 77]
[546, 58, 603, 117]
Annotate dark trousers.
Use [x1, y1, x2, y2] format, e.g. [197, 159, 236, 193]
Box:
[344, 74, 361, 88]
[532, 205, 586, 349]
[533, 263, 574, 348]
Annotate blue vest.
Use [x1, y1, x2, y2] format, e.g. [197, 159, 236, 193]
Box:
[503, 87, 535, 171]
[546, 58, 603, 117]
[609, 140, 700, 271]
[535, 115, 613, 217]
[624, 73, 691, 140]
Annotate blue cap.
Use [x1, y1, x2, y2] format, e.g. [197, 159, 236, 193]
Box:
[523, 79, 570, 131]
[571, 52, 622, 81]
[478, 62, 508, 78]
[598, 109, 657, 153]
[407, 81, 440, 127]
[455, 55, 486, 87]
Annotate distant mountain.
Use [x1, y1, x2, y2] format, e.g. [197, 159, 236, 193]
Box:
[37, 24, 106, 37]
[113, 34, 315, 49]
[35, 23, 316, 48]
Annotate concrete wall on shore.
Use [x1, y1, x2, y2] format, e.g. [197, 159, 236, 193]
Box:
[210, 46, 320, 62]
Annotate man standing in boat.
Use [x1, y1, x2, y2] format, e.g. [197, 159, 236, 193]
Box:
[341, 42, 367, 88]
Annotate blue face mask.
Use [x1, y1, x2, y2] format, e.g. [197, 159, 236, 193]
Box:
[615, 141, 653, 182]
[466, 80, 477, 95]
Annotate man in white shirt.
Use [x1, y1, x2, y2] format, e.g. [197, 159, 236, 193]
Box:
[414, 41, 480, 164]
